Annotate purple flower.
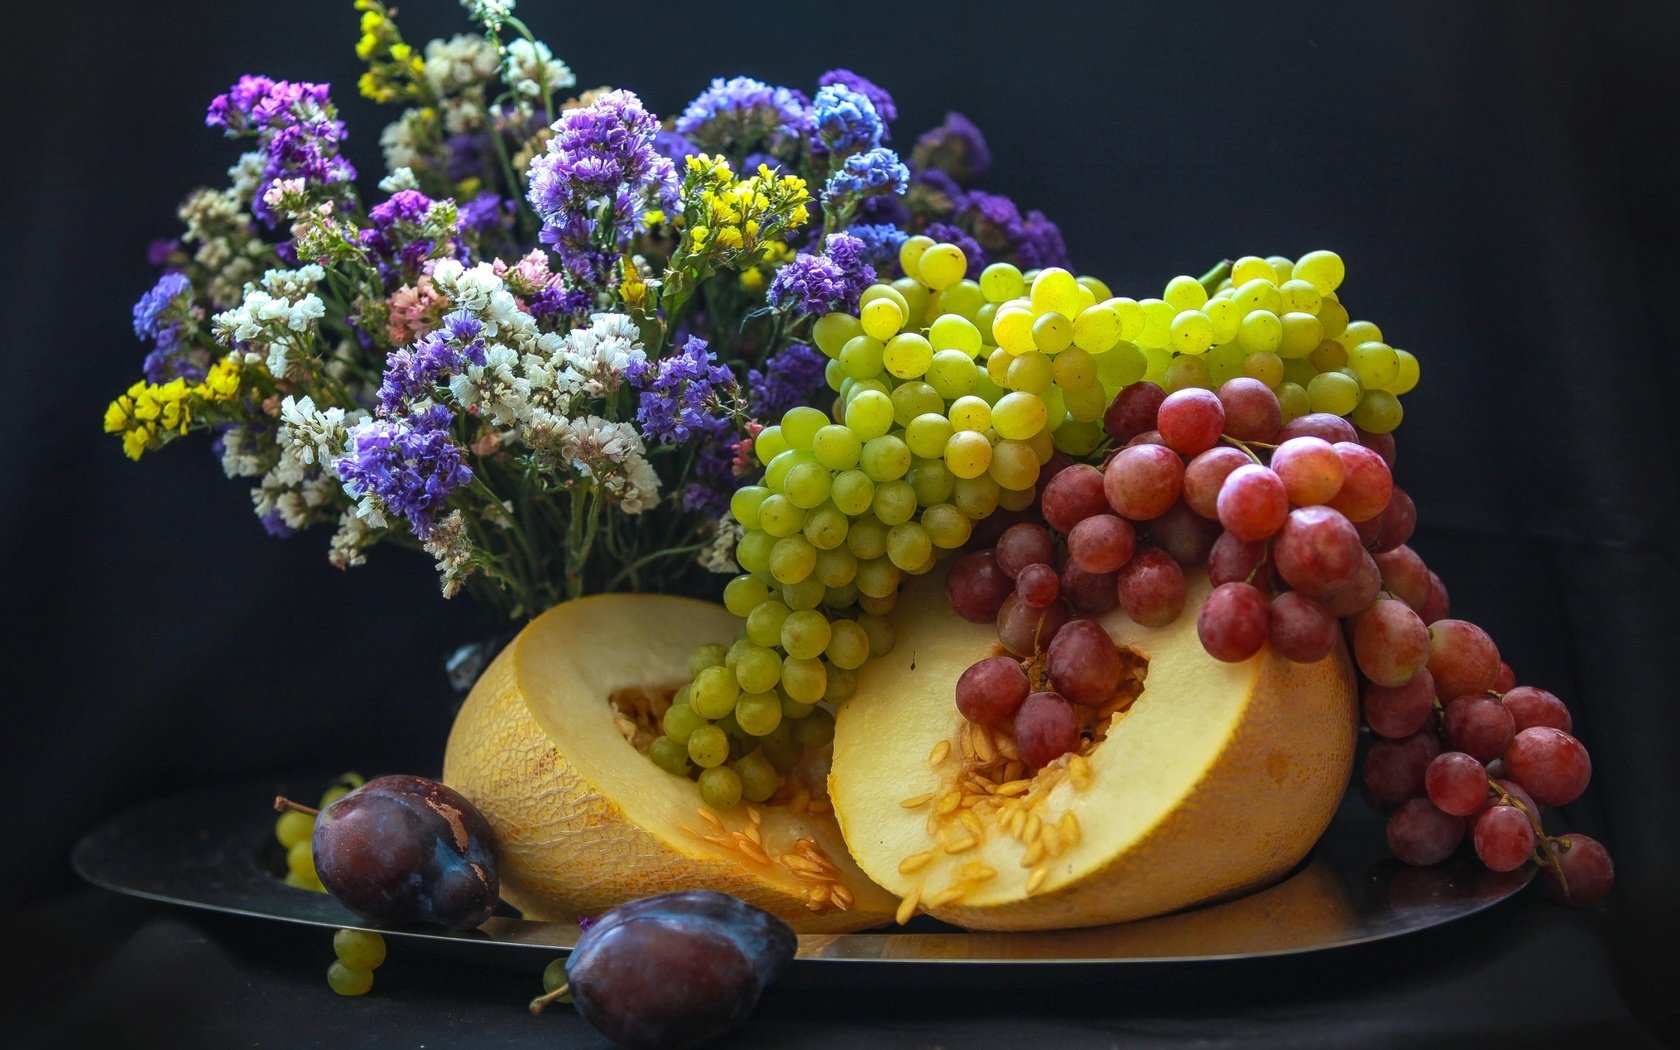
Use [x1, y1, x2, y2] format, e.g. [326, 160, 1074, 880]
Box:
[748, 342, 827, 421]
[923, 222, 986, 270]
[818, 70, 896, 132]
[810, 84, 882, 158]
[376, 311, 489, 416]
[652, 128, 695, 165]
[133, 273, 208, 383]
[336, 404, 472, 540]
[147, 238, 182, 268]
[626, 336, 738, 445]
[1014, 210, 1071, 271]
[459, 193, 511, 235]
[842, 223, 908, 272]
[910, 111, 991, 185]
[767, 232, 876, 316]
[527, 90, 678, 295]
[823, 147, 909, 214]
[205, 76, 355, 226]
[675, 76, 812, 160]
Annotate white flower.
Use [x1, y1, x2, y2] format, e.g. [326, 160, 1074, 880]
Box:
[503, 38, 575, 99]
[218, 425, 267, 479]
[378, 167, 420, 193]
[422, 511, 476, 598]
[380, 111, 423, 171]
[526, 411, 661, 514]
[328, 508, 378, 569]
[699, 517, 744, 575]
[278, 394, 365, 467]
[449, 344, 532, 427]
[424, 34, 501, 97]
[552, 312, 647, 400]
[227, 151, 267, 201]
[461, 0, 515, 30]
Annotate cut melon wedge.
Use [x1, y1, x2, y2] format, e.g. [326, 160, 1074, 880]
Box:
[829, 567, 1357, 931]
[442, 593, 897, 933]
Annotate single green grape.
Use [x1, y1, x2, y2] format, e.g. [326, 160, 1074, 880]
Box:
[1307, 371, 1362, 416]
[699, 765, 743, 808]
[757, 493, 807, 538]
[733, 752, 780, 803]
[327, 961, 373, 997]
[287, 839, 317, 881]
[905, 413, 954, 459]
[1163, 273, 1209, 311]
[883, 333, 933, 379]
[1163, 354, 1212, 392]
[858, 614, 894, 658]
[855, 557, 901, 599]
[687, 642, 727, 676]
[992, 391, 1047, 440]
[691, 667, 742, 720]
[781, 609, 833, 661]
[780, 656, 828, 703]
[908, 461, 956, 507]
[898, 234, 934, 277]
[801, 504, 849, 550]
[793, 707, 837, 749]
[542, 958, 572, 997]
[662, 702, 705, 744]
[779, 575, 827, 612]
[649, 736, 693, 779]
[334, 929, 387, 971]
[745, 599, 792, 649]
[732, 645, 783, 694]
[812, 424, 861, 470]
[780, 406, 828, 451]
[729, 485, 769, 529]
[735, 691, 784, 736]
[825, 620, 870, 670]
[922, 503, 972, 549]
[723, 574, 771, 617]
[952, 475, 1000, 520]
[846, 516, 888, 559]
[871, 480, 918, 526]
[688, 725, 731, 768]
[987, 439, 1039, 490]
[824, 665, 859, 702]
[918, 243, 968, 290]
[886, 522, 933, 571]
[275, 809, 314, 850]
[1031, 312, 1073, 354]
[813, 311, 862, 358]
[842, 389, 894, 440]
[1170, 309, 1214, 355]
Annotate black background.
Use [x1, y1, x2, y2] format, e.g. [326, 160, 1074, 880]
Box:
[4, 0, 1678, 1046]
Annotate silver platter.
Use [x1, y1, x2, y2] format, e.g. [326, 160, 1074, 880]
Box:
[71, 770, 1530, 975]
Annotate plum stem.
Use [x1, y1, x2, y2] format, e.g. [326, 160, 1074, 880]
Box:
[274, 795, 320, 817]
[529, 984, 572, 1015]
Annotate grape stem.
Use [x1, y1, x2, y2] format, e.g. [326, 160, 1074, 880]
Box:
[274, 796, 320, 817]
[1219, 434, 1273, 465]
[529, 984, 571, 1015]
[1486, 781, 1569, 892]
[1196, 259, 1234, 294]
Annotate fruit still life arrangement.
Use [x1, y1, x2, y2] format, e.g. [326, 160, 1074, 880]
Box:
[105, 0, 1614, 1044]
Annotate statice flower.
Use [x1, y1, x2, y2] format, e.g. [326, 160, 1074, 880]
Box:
[337, 403, 472, 538]
[911, 111, 991, 185]
[460, 0, 516, 32]
[682, 414, 742, 517]
[503, 38, 575, 100]
[1013, 209, 1072, 270]
[676, 76, 812, 160]
[626, 336, 738, 444]
[652, 129, 695, 166]
[212, 266, 328, 380]
[823, 147, 910, 218]
[525, 412, 660, 514]
[133, 272, 206, 382]
[766, 232, 875, 315]
[526, 90, 679, 292]
[748, 342, 827, 420]
[378, 311, 489, 415]
[844, 223, 908, 271]
[552, 312, 647, 401]
[361, 189, 460, 276]
[205, 76, 356, 226]
[810, 84, 882, 158]
[818, 69, 896, 132]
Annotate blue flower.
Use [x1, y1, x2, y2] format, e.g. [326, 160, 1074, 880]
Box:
[627, 336, 739, 445]
[810, 84, 882, 158]
[823, 147, 909, 214]
[818, 70, 896, 132]
[675, 76, 812, 159]
[336, 405, 472, 540]
[748, 342, 827, 421]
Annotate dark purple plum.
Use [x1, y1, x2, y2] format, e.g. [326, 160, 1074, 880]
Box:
[566, 891, 796, 1050]
[312, 774, 499, 931]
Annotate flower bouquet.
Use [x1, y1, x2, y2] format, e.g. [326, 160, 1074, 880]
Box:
[106, 0, 1614, 1038]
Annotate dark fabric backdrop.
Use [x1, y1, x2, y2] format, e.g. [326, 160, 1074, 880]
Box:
[4, 0, 1677, 1046]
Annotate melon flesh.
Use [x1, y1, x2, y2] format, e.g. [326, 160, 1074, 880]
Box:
[829, 568, 1357, 931]
[443, 593, 897, 933]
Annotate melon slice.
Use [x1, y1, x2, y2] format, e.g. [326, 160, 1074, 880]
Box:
[442, 593, 897, 933]
[829, 567, 1357, 931]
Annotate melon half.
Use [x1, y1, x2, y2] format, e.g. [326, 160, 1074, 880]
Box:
[829, 567, 1358, 931]
[442, 593, 897, 933]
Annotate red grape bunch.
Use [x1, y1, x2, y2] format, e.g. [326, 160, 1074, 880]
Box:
[942, 370, 1612, 907]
